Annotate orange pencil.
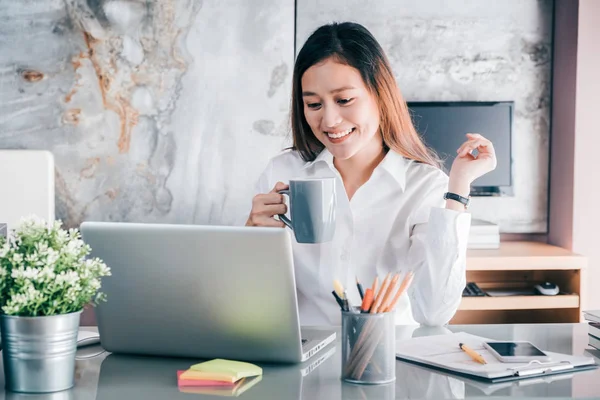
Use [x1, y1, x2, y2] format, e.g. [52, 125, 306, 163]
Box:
[360, 288, 374, 312]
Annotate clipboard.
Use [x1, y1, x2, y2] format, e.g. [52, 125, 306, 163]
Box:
[395, 332, 598, 383]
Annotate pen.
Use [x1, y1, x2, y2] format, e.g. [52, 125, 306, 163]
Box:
[356, 277, 365, 300]
[343, 290, 353, 312]
[331, 290, 344, 310]
[459, 343, 487, 365]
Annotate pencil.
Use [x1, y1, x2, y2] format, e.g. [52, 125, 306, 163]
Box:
[360, 288, 374, 312]
[356, 276, 365, 300]
[378, 273, 400, 312]
[370, 273, 391, 314]
[459, 343, 487, 365]
[383, 271, 414, 312]
[371, 276, 378, 297]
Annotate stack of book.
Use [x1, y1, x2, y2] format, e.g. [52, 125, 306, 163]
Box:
[468, 219, 500, 249]
[584, 310, 600, 350]
[177, 358, 262, 396]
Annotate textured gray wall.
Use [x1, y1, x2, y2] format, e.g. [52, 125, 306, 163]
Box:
[1, 0, 552, 232]
[0, 0, 293, 228]
[297, 0, 553, 233]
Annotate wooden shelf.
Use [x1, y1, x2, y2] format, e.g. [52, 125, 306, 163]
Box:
[459, 294, 580, 311]
[467, 241, 586, 271]
[453, 241, 587, 324]
[451, 309, 581, 325]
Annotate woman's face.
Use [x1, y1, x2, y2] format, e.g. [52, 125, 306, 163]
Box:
[301, 58, 382, 161]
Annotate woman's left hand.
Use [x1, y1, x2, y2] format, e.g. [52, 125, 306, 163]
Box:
[448, 133, 497, 195]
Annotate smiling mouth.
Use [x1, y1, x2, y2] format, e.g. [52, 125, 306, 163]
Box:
[325, 127, 355, 139]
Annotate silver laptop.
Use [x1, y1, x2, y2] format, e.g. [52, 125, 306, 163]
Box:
[79, 222, 336, 363]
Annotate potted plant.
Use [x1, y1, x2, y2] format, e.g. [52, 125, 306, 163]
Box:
[0, 216, 111, 393]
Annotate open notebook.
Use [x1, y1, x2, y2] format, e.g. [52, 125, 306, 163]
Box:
[396, 332, 597, 383]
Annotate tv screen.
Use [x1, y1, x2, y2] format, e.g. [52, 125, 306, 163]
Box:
[407, 101, 513, 196]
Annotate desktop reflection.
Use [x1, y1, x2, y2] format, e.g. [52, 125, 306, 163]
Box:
[93, 345, 338, 400]
[1, 324, 596, 399]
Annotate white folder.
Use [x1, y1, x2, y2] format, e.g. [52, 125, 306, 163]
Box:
[396, 332, 597, 383]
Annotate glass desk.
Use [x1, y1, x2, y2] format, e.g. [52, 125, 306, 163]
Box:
[1, 323, 599, 399]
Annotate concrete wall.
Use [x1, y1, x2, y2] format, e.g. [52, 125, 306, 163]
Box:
[0, 0, 293, 228]
[1, 0, 553, 233]
[297, 0, 554, 233]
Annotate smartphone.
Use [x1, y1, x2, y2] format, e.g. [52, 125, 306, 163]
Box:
[483, 341, 551, 363]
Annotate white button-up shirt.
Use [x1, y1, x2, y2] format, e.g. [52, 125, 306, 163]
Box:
[250, 148, 471, 326]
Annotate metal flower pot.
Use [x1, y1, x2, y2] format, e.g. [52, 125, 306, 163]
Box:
[0, 310, 81, 393]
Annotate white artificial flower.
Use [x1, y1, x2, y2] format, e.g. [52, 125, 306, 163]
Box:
[11, 267, 25, 279]
[55, 270, 80, 287]
[37, 265, 56, 282]
[3, 283, 45, 314]
[22, 267, 40, 280]
[2, 304, 21, 315]
[0, 243, 10, 258]
[45, 248, 59, 266]
[1, 215, 111, 316]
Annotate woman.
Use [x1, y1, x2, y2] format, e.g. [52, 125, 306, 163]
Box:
[246, 22, 496, 326]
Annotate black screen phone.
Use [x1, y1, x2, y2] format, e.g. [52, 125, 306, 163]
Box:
[485, 341, 546, 357]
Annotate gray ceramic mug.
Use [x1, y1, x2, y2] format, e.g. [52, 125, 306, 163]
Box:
[278, 178, 337, 243]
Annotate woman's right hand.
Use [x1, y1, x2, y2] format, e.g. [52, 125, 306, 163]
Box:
[245, 182, 289, 227]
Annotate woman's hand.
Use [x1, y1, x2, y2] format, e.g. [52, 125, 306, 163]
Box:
[245, 182, 289, 227]
[448, 133, 497, 198]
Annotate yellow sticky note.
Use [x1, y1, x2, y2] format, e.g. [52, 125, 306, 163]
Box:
[184, 359, 262, 383]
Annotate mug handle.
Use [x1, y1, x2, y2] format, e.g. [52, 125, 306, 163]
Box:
[277, 189, 293, 230]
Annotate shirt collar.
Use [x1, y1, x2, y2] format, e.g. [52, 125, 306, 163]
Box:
[300, 148, 408, 191]
[300, 148, 334, 170]
[379, 150, 408, 191]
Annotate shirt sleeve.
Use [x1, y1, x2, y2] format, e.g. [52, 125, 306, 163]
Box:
[406, 176, 471, 326]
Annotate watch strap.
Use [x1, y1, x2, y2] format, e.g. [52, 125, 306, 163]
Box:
[443, 192, 470, 209]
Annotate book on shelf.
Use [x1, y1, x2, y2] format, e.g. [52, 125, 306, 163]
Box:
[470, 219, 500, 235]
[583, 310, 600, 351]
[467, 219, 500, 250]
[590, 322, 600, 340]
[589, 334, 600, 351]
[468, 241, 500, 250]
[584, 310, 600, 324]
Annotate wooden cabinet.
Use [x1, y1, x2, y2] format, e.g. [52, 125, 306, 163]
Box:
[450, 242, 587, 324]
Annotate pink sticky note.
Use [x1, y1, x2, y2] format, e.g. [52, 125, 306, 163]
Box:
[177, 370, 235, 387]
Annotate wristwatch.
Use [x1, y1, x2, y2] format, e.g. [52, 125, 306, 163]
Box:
[443, 192, 471, 209]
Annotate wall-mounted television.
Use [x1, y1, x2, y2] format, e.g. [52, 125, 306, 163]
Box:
[407, 101, 513, 196]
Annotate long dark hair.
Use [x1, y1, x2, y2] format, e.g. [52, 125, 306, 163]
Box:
[291, 22, 440, 167]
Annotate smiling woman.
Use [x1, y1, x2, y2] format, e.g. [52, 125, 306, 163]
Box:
[244, 22, 497, 327]
[291, 26, 439, 171]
